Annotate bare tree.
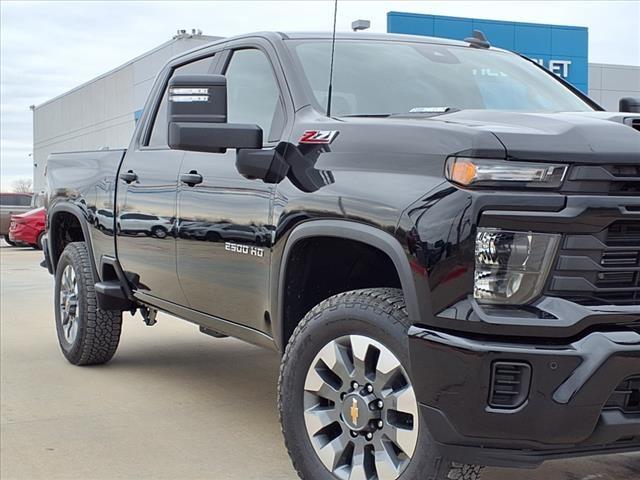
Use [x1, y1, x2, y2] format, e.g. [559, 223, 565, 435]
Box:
[11, 178, 33, 193]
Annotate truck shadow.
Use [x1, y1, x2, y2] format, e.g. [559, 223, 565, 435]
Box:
[106, 330, 282, 415]
[104, 323, 639, 480]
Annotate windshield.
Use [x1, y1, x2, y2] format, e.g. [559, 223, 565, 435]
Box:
[287, 39, 594, 115]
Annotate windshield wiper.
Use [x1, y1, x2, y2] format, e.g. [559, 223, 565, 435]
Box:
[390, 107, 461, 118]
[339, 114, 392, 118]
[340, 108, 461, 119]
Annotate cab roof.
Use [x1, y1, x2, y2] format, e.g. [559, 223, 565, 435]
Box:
[277, 31, 471, 48]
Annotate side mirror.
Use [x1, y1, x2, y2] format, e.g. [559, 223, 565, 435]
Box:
[619, 97, 640, 113]
[167, 74, 262, 153]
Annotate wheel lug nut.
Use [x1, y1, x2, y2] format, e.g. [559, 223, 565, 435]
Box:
[365, 432, 373, 441]
[340, 392, 346, 400]
[350, 430, 358, 438]
[377, 420, 384, 429]
[366, 384, 373, 393]
[351, 381, 359, 390]
[377, 400, 384, 409]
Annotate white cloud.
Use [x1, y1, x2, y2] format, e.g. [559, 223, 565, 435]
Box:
[1, 0, 639, 190]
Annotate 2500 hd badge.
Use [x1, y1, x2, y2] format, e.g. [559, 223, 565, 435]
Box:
[225, 241, 264, 257]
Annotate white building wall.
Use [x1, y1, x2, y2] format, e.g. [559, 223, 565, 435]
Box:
[588, 63, 640, 111]
[33, 34, 217, 192]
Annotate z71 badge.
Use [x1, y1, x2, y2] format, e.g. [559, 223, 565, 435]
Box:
[299, 130, 339, 145]
[225, 242, 264, 258]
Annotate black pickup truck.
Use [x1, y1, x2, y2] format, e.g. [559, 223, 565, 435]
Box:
[44, 31, 640, 480]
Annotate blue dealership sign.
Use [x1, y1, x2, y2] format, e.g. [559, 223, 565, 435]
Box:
[387, 12, 588, 93]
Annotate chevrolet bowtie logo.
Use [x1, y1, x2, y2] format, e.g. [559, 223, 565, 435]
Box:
[350, 398, 359, 426]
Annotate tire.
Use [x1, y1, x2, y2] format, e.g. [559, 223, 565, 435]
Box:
[35, 231, 45, 250]
[205, 231, 221, 242]
[3, 235, 17, 247]
[151, 226, 167, 239]
[54, 241, 122, 365]
[278, 288, 483, 480]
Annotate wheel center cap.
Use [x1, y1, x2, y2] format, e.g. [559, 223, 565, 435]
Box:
[342, 394, 372, 431]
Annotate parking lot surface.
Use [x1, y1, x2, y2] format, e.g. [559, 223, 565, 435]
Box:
[1, 242, 638, 480]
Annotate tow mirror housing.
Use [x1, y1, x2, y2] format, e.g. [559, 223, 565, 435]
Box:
[619, 97, 640, 113]
[236, 148, 289, 184]
[167, 74, 262, 153]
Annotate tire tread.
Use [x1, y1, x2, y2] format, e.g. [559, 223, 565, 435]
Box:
[58, 242, 122, 365]
[278, 287, 483, 480]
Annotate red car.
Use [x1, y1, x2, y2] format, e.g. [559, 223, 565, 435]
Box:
[9, 207, 45, 249]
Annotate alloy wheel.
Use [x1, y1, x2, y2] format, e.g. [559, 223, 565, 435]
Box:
[303, 335, 419, 480]
[59, 264, 79, 344]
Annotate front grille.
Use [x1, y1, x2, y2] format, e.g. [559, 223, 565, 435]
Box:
[605, 376, 640, 414]
[608, 221, 640, 247]
[547, 221, 640, 306]
[601, 250, 639, 267]
[562, 165, 640, 196]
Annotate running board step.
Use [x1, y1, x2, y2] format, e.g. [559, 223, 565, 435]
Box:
[95, 280, 137, 311]
[199, 326, 228, 338]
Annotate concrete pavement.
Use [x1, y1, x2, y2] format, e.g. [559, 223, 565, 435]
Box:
[1, 242, 638, 479]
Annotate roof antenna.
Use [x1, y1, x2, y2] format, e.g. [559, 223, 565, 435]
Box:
[326, 0, 338, 117]
[465, 30, 490, 49]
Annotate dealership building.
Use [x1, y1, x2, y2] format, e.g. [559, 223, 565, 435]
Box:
[32, 30, 218, 193]
[31, 14, 640, 192]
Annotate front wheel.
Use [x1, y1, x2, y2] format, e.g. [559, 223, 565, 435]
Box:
[54, 242, 122, 365]
[34, 231, 45, 250]
[278, 288, 483, 480]
[3, 235, 17, 247]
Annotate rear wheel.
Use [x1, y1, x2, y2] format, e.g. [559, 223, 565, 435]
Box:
[54, 242, 122, 365]
[278, 288, 483, 480]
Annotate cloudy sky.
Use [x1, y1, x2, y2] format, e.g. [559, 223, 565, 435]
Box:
[1, 0, 639, 190]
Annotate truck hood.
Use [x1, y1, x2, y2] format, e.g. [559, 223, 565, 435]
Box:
[432, 110, 640, 164]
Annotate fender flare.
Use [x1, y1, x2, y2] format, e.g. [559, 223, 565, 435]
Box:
[275, 219, 422, 352]
[48, 202, 98, 278]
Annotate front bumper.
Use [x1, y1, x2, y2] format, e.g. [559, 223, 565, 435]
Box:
[408, 326, 640, 467]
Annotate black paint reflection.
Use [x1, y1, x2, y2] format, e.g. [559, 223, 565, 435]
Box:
[408, 186, 475, 312]
[179, 220, 272, 246]
[176, 149, 273, 329]
[117, 212, 174, 238]
[115, 148, 186, 305]
[175, 139, 340, 328]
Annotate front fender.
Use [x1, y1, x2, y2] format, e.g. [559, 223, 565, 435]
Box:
[273, 219, 430, 352]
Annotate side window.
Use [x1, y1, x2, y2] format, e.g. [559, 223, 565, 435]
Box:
[225, 49, 283, 142]
[147, 55, 217, 148]
[0, 194, 29, 206]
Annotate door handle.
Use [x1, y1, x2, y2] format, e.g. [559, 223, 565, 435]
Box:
[119, 170, 138, 183]
[180, 171, 203, 186]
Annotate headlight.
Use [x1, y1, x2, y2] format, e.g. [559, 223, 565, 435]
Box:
[445, 157, 567, 188]
[474, 228, 560, 305]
